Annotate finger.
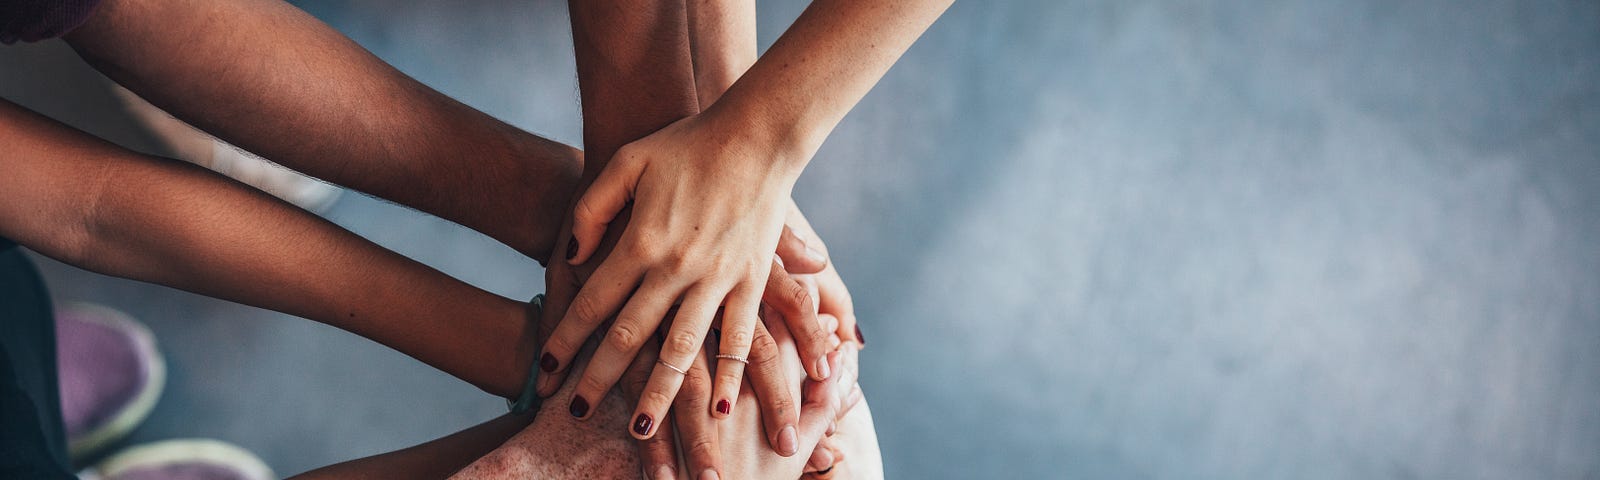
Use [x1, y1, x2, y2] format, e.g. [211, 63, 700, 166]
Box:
[834, 343, 862, 420]
[630, 285, 723, 440]
[806, 442, 836, 473]
[711, 282, 760, 419]
[792, 275, 820, 315]
[639, 416, 680, 480]
[794, 350, 846, 452]
[620, 333, 680, 480]
[775, 225, 828, 274]
[673, 347, 722, 480]
[568, 148, 642, 265]
[568, 275, 683, 419]
[538, 256, 647, 397]
[747, 321, 800, 456]
[763, 261, 830, 381]
[533, 246, 579, 398]
[819, 313, 840, 345]
[816, 269, 861, 348]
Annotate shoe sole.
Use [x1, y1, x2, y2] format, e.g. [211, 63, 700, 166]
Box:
[63, 303, 167, 461]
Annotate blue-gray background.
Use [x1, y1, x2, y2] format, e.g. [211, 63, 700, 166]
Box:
[3, 1, 1597, 478]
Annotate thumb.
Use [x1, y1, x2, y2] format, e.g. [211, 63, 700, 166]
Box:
[776, 225, 829, 274]
[568, 151, 640, 265]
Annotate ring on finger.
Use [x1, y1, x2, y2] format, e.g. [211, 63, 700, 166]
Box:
[715, 354, 749, 364]
[657, 359, 689, 376]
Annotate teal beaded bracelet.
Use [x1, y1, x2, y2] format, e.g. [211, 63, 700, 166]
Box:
[507, 294, 545, 414]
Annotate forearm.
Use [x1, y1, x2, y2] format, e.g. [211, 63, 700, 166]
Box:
[0, 99, 534, 398]
[292, 413, 534, 479]
[569, 0, 700, 175]
[63, 0, 581, 262]
[711, 0, 952, 167]
[687, 0, 758, 107]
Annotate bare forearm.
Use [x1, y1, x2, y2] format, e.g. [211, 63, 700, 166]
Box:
[0, 99, 533, 398]
[64, 0, 581, 262]
[712, 0, 952, 165]
[687, 0, 757, 107]
[569, 0, 700, 175]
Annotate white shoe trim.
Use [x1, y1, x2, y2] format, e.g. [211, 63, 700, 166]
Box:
[62, 303, 167, 461]
[90, 439, 274, 480]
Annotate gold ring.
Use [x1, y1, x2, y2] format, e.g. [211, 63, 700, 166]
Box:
[715, 354, 749, 364]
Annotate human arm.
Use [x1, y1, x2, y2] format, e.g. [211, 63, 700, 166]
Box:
[0, 97, 538, 399]
[683, 0, 864, 350]
[544, 0, 832, 460]
[62, 0, 583, 263]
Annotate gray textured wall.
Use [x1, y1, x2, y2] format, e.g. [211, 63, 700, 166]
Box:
[3, 0, 1597, 478]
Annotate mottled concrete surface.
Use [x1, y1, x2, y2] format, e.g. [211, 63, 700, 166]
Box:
[4, 1, 1598, 478]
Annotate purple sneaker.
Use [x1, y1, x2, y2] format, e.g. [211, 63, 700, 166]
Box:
[55, 303, 166, 459]
[83, 439, 274, 480]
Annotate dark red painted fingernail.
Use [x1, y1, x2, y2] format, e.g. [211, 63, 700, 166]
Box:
[540, 353, 559, 373]
[633, 413, 653, 435]
[854, 325, 865, 345]
[565, 238, 577, 260]
[716, 399, 731, 415]
[569, 395, 590, 418]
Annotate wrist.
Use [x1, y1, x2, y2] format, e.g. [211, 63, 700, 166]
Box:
[703, 94, 819, 180]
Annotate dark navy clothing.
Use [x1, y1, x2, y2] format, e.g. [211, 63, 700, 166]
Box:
[1, 0, 103, 44]
[0, 242, 74, 479]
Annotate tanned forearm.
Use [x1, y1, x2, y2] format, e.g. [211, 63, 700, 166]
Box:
[63, 0, 582, 263]
[0, 98, 533, 398]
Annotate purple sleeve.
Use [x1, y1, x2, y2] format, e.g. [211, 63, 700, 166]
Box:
[1, 0, 104, 45]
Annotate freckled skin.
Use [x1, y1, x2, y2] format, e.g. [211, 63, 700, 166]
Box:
[451, 344, 882, 480]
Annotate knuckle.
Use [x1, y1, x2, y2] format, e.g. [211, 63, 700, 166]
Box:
[750, 340, 781, 367]
[679, 371, 711, 398]
[687, 439, 717, 459]
[768, 396, 797, 419]
[661, 252, 696, 276]
[786, 285, 814, 314]
[624, 238, 660, 262]
[722, 327, 754, 350]
[570, 295, 603, 325]
[573, 198, 603, 226]
[579, 373, 610, 395]
[623, 368, 651, 393]
[604, 322, 646, 352]
[643, 388, 675, 409]
[666, 331, 701, 356]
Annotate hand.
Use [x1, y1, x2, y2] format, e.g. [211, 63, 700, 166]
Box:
[536, 214, 830, 465]
[781, 199, 863, 348]
[546, 108, 828, 444]
[714, 315, 863, 479]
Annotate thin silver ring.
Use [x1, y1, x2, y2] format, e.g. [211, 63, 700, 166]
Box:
[657, 359, 689, 376]
[715, 354, 749, 365]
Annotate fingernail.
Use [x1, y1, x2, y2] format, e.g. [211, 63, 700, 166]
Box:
[700, 469, 719, 480]
[805, 246, 826, 263]
[778, 425, 799, 456]
[653, 465, 676, 480]
[816, 358, 832, 380]
[633, 413, 654, 436]
[565, 238, 577, 261]
[716, 399, 731, 415]
[854, 324, 865, 345]
[569, 395, 590, 418]
[540, 352, 559, 373]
